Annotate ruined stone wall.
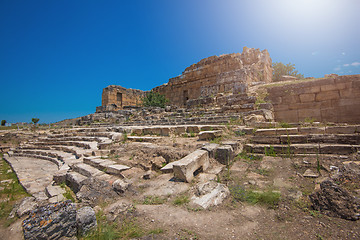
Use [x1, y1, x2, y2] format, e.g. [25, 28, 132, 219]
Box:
[153, 47, 272, 107]
[265, 74, 360, 123]
[99, 85, 145, 112]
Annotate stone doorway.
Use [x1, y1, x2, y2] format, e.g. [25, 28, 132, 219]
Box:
[183, 90, 189, 106]
[117, 92, 123, 108]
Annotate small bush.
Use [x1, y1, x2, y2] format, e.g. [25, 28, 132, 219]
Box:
[142, 91, 168, 108]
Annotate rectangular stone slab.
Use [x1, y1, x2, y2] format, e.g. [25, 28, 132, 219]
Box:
[105, 164, 130, 176]
[172, 149, 209, 182]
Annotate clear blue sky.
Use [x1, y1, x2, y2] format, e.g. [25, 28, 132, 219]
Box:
[1, 0, 359, 123]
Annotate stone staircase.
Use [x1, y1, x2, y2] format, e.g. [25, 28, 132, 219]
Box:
[244, 125, 360, 156]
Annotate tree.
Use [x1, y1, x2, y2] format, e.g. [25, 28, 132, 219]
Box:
[142, 91, 168, 108]
[32, 118, 40, 125]
[1, 120, 6, 126]
[272, 62, 304, 82]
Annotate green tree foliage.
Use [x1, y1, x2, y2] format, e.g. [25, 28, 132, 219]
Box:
[31, 118, 40, 125]
[272, 62, 304, 82]
[142, 91, 168, 108]
[1, 120, 6, 126]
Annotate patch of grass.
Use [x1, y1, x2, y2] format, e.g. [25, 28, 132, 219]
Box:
[148, 228, 165, 235]
[82, 210, 145, 240]
[142, 195, 166, 205]
[0, 155, 30, 226]
[229, 185, 281, 208]
[173, 195, 190, 206]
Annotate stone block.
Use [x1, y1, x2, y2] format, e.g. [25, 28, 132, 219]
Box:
[66, 172, 87, 193]
[298, 108, 321, 121]
[186, 126, 200, 133]
[215, 145, 234, 165]
[172, 149, 209, 182]
[298, 127, 325, 134]
[275, 110, 298, 123]
[105, 164, 129, 177]
[276, 128, 298, 135]
[299, 93, 315, 103]
[198, 130, 222, 140]
[222, 141, 242, 153]
[325, 126, 356, 134]
[172, 126, 186, 135]
[201, 143, 219, 158]
[315, 90, 340, 101]
[45, 185, 66, 198]
[254, 129, 277, 136]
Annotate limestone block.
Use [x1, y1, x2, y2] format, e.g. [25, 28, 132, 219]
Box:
[325, 126, 356, 134]
[215, 145, 234, 165]
[76, 206, 97, 235]
[66, 172, 87, 193]
[299, 93, 316, 103]
[254, 129, 277, 136]
[187, 126, 200, 133]
[315, 90, 340, 101]
[45, 185, 66, 198]
[16, 197, 38, 217]
[173, 150, 209, 182]
[201, 143, 220, 158]
[198, 130, 222, 141]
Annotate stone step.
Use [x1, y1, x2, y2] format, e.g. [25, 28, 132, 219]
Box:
[31, 141, 93, 150]
[83, 157, 129, 177]
[244, 143, 360, 155]
[251, 134, 360, 145]
[252, 125, 360, 136]
[11, 152, 64, 167]
[127, 136, 162, 142]
[70, 163, 105, 178]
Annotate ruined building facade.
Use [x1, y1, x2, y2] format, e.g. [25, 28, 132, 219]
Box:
[96, 85, 145, 112]
[153, 47, 272, 107]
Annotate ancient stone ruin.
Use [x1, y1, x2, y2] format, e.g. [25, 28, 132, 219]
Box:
[1, 47, 360, 239]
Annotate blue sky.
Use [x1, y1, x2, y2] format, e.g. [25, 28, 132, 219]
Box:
[1, 0, 359, 123]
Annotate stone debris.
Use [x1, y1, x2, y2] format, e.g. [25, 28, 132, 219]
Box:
[309, 179, 360, 221]
[22, 200, 77, 240]
[112, 178, 131, 193]
[303, 169, 319, 178]
[76, 206, 97, 236]
[191, 181, 230, 209]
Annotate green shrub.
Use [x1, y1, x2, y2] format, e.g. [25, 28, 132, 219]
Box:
[142, 91, 168, 108]
[142, 195, 166, 205]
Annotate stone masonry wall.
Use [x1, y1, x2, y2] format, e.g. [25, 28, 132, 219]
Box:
[265, 74, 360, 123]
[99, 85, 145, 112]
[153, 47, 272, 107]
